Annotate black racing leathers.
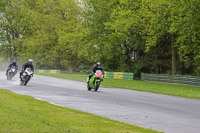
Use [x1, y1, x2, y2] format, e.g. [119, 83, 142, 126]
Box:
[91, 65, 104, 75]
[89, 65, 104, 80]
[20, 62, 34, 76]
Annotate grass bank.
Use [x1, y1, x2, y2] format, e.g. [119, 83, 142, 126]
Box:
[38, 73, 200, 99]
[0, 89, 160, 133]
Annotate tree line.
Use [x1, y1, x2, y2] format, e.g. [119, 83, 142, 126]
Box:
[0, 0, 200, 76]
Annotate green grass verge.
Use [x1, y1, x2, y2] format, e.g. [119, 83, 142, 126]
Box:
[0, 89, 160, 133]
[37, 73, 200, 99]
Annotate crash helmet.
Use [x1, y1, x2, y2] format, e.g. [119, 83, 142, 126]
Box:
[13, 59, 16, 65]
[96, 62, 101, 66]
[28, 59, 33, 64]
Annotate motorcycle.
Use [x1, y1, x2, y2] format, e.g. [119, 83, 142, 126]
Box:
[7, 66, 17, 80]
[87, 70, 104, 91]
[20, 68, 33, 86]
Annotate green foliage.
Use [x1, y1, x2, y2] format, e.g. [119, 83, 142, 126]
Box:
[1, 0, 200, 75]
[83, 0, 146, 72]
[175, 0, 200, 73]
[0, 0, 22, 61]
[0, 0, 87, 72]
[19, 0, 85, 72]
[104, 0, 146, 71]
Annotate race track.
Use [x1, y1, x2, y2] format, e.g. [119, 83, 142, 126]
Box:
[0, 72, 200, 133]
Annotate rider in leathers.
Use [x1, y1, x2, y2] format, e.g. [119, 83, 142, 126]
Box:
[6, 60, 18, 76]
[88, 62, 104, 82]
[20, 59, 34, 77]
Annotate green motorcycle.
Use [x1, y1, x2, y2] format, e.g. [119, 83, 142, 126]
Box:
[87, 70, 104, 91]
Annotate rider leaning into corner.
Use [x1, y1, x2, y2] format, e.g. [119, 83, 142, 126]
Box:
[20, 59, 34, 78]
[87, 62, 104, 83]
[6, 59, 18, 76]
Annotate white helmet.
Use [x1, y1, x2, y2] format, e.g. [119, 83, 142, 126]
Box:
[28, 59, 33, 63]
[96, 62, 101, 66]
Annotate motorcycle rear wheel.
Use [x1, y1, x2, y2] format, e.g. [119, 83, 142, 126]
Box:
[24, 76, 31, 85]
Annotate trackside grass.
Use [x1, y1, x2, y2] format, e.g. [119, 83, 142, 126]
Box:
[38, 73, 200, 99]
[0, 89, 160, 133]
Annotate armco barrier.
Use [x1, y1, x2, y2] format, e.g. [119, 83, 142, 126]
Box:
[105, 72, 133, 80]
[114, 72, 123, 79]
[141, 73, 200, 87]
[35, 70, 61, 74]
[123, 72, 134, 80]
[105, 72, 114, 79]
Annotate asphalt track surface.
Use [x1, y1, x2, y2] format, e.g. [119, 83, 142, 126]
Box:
[0, 72, 200, 133]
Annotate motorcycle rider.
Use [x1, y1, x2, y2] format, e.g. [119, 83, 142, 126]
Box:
[87, 62, 104, 82]
[20, 59, 34, 77]
[6, 60, 18, 76]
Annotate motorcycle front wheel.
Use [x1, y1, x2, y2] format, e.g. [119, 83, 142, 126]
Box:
[24, 76, 31, 85]
[94, 81, 100, 91]
[7, 73, 11, 80]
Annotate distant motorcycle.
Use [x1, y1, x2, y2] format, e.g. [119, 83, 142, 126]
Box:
[87, 70, 104, 91]
[7, 66, 17, 80]
[20, 68, 33, 86]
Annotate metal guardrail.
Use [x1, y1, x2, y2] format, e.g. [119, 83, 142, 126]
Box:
[35, 70, 133, 80]
[35, 70, 61, 74]
[141, 73, 200, 87]
[105, 72, 134, 80]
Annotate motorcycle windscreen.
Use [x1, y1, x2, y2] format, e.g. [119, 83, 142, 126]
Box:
[96, 70, 103, 78]
[9, 67, 15, 72]
[25, 68, 33, 75]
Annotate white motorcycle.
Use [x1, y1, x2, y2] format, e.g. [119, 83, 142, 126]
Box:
[20, 68, 33, 86]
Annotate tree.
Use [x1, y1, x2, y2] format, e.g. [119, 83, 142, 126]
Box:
[0, 0, 22, 61]
[8, 0, 85, 72]
[176, 0, 200, 74]
[143, 0, 181, 74]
